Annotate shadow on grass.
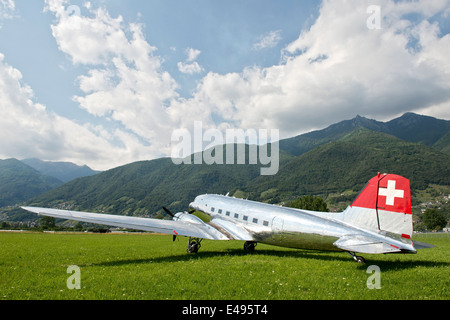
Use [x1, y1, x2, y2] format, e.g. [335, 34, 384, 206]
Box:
[84, 247, 449, 271]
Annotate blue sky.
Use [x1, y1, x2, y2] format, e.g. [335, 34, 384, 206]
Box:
[0, 1, 318, 114]
[0, 0, 449, 170]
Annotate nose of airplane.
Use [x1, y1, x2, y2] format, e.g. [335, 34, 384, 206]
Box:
[189, 195, 205, 212]
[189, 200, 199, 212]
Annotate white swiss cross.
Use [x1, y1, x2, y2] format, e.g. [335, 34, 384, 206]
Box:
[378, 180, 404, 206]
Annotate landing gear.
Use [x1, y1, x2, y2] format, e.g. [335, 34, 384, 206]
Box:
[244, 241, 257, 252]
[347, 252, 366, 264]
[187, 238, 202, 254]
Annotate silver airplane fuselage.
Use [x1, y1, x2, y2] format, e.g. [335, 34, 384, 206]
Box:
[189, 194, 415, 253]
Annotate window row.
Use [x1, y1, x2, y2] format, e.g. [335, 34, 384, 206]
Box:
[210, 207, 269, 227]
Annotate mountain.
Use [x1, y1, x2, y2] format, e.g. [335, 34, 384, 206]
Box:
[0, 159, 63, 207]
[386, 112, 450, 147]
[22, 113, 449, 222]
[250, 128, 449, 201]
[280, 113, 450, 156]
[21, 158, 101, 183]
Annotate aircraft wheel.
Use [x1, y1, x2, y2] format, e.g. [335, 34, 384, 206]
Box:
[347, 252, 366, 264]
[187, 239, 201, 254]
[355, 256, 366, 264]
[244, 241, 257, 252]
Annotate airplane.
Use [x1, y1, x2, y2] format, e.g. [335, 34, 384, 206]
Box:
[22, 173, 435, 263]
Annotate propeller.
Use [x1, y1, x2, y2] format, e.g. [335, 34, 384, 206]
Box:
[162, 207, 196, 242]
[163, 207, 175, 218]
[162, 207, 177, 242]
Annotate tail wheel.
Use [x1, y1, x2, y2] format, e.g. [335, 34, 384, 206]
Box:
[347, 251, 366, 264]
[355, 256, 366, 264]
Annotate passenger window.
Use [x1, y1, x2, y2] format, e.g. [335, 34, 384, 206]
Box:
[263, 221, 269, 227]
[253, 218, 258, 224]
[226, 211, 230, 216]
[243, 216, 248, 221]
[211, 207, 215, 212]
[234, 213, 239, 219]
[218, 209, 222, 214]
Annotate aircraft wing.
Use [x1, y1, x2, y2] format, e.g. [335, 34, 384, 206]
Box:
[22, 207, 229, 241]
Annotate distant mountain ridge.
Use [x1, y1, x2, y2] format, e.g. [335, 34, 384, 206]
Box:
[0, 159, 63, 207]
[280, 112, 450, 157]
[18, 112, 449, 223]
[0, 158, 100, 208]
[21, 158, 100, 183]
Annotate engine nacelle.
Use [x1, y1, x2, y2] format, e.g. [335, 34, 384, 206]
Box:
[173, 212, 205, 225]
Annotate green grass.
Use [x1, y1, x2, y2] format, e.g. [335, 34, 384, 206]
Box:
[0, 232, 449, 300]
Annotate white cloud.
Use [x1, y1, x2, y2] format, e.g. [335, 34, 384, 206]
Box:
[177, 61, 204, 75]
[186, 48, 201, 62]
[5, 0, 448, 170]
[177, 47, 204, 74]
[253, 30, 282, 50]
[45, 0, 180, 156]
[0, 53, 158, 170]
[191, 0, 450, 137]
[0, 0, 15, 21]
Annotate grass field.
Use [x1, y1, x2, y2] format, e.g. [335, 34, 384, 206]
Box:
[0, 232, 448, 300]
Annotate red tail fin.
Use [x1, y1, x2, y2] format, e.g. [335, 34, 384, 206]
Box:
[347, 174, 412, 238]
[352, 174, 412, 215]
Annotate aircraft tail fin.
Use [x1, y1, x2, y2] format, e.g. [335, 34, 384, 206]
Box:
[342, 173, 413, 240]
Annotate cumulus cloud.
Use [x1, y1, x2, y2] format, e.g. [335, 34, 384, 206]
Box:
[0, 53, 159, 170]
[177, 47, 204, 75]
[193, 0, 450, 137]
[45, 0, 180, 154]
[186, 48, 201, 62]
[178, 61, 204, 75]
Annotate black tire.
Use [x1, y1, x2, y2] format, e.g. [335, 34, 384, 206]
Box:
[187, 241, 199, 254]
[356, 256, 366, 264]
[244, 241, 256, 252]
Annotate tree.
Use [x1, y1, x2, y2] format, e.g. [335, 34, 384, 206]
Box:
[422, 209, 447, 231]
[287, 195, 329, 212]
[40, 216, 56, 230]
[0, 221, 10, 229]
[74, 222, 84, 231]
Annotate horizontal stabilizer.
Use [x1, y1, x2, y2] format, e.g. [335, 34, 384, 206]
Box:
[334, 234, 403, 254]
[413, 240, 436, 250]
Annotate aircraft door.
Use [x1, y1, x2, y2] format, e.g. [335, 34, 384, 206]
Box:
[272, 216, 284, 232]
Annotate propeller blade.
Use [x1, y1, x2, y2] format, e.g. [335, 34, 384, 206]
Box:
[163, 207, 175, 218]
